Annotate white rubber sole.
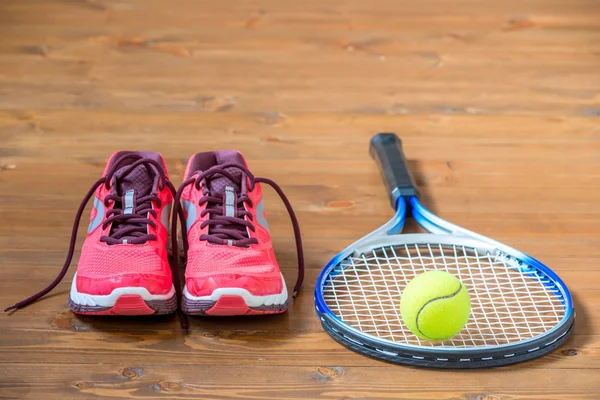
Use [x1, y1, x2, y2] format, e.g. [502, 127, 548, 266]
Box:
[69, 272, 176, 307]
[182, 273, 288, 307]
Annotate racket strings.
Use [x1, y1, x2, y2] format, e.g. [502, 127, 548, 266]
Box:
[323, 243, 565, 348]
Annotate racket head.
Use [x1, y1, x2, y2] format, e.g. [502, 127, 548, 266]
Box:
[316, 133, 574, 368]
[315, 198, 574, 368]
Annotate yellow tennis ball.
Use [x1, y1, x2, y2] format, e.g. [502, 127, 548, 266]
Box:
[400, 270, 471, 341]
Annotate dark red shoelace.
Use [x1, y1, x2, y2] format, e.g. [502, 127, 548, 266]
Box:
[4, 155, 188, 330]
[172, 163, 305, 297]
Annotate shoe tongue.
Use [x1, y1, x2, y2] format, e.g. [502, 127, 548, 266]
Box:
[109, 161, 160, 242]
[207, 167, 245, 196]
[205, 150, 247, 196]
[205, 166, 248, 240]
[113, 163, 158, 197]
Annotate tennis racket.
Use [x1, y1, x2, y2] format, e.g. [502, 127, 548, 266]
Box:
[314, 133, 575, 368]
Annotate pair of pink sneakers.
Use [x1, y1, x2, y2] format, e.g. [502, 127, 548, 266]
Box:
[6, 151, 303, 326]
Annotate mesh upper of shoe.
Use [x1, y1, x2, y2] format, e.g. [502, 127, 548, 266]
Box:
[183, 179, 276, 278]
[181, 151, 298, 297]
[185, 245, 275, 277]
[77, 151, 171, 288]
[77, 244, 167, 277]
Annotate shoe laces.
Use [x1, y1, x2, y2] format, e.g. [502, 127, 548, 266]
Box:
[172, 162, 305, 297]
[5, 155, 189, 330]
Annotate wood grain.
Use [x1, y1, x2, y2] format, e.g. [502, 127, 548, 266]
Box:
[0, 0, 599, 399]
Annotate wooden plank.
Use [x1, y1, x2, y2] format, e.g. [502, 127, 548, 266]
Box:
[2, 111, 598, 139]
[1, 0, 599, 398]
[1, 364, 599, 400]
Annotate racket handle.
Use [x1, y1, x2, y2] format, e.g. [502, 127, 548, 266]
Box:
[369, 133, 419, 209]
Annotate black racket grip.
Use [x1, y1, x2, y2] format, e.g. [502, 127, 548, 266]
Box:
[369, 133, 419, 208]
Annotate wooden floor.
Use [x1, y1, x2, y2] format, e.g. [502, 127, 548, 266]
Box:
[1, 0, 599, 398]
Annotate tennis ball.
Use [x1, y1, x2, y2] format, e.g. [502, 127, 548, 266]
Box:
[400, 270, 470, 341]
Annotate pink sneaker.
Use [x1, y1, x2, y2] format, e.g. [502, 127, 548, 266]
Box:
[172, 151, 304, 316]
[5, 151, 180, 316]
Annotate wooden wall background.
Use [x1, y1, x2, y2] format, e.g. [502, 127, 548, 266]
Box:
[0, 0, 599, 398]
